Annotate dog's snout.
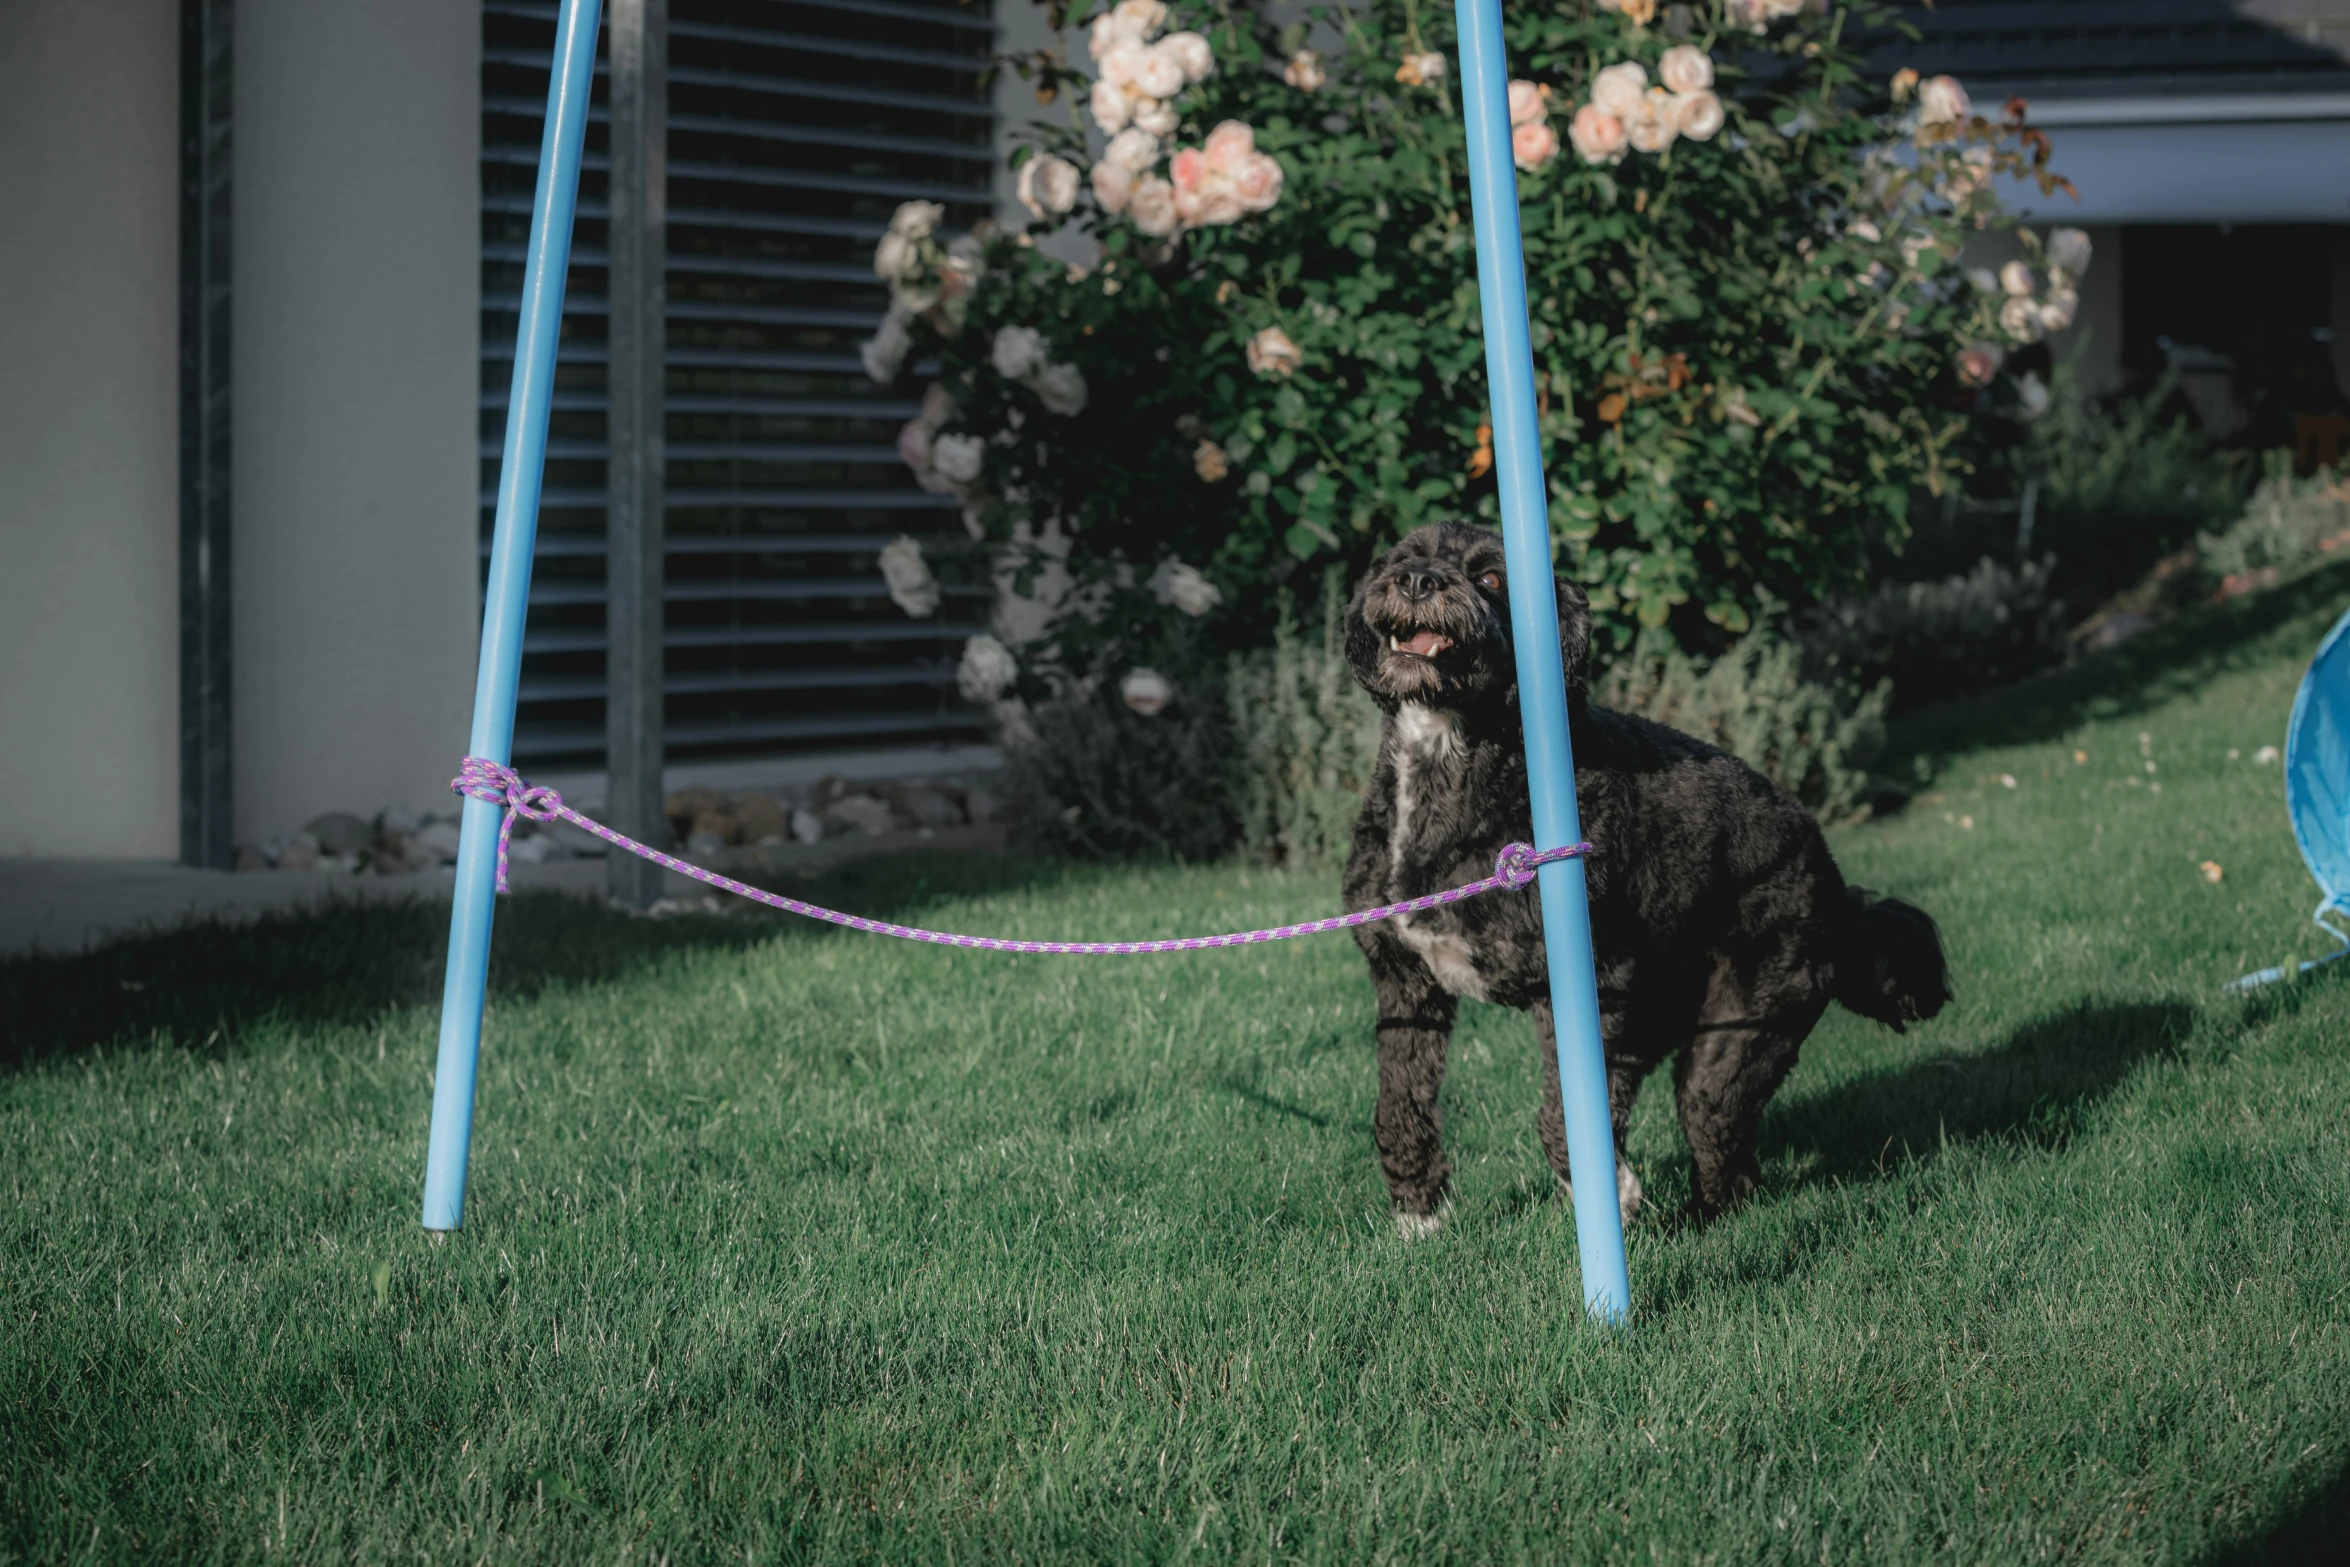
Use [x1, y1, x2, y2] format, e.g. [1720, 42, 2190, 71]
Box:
[1402, 568, 1442, 602]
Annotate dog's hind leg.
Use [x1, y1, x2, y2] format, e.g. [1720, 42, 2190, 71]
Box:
[1673, 949, 1829, 1221]
[1534, 996, 1652, 1226]
[1364, 937, 1457, 1234]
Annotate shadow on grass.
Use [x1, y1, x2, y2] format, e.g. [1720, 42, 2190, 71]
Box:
[1764, 999, 2193, 1184]
[1888, 555, 2350, 767]
[2204, 1459, 2350, 1566]
[0, 850, 1090, 1071]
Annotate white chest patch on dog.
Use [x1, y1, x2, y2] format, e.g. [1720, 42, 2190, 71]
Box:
[1388, 704, 1487, 999]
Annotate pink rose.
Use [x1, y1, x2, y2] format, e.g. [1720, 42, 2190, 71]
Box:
[1507, 79, 1545, 128]
[1626, 87, 1679, 154]
[1591, 62, 1647, 120]
[1104, 126, 1160, 173]
[1512, 121, 1560, 171]
[896, 418, 932, 472]
[1232, 151, 1283, 211]
[1090, 159, 1135, 213]
[1957, 343, 2003, 387]
[1569, 105, 1627, 165]
[1170, 147, 1205, 192]
[1203, 120, 1256, 174]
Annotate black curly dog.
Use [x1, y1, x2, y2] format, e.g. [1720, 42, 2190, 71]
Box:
[1343, 522, 1949, 1234]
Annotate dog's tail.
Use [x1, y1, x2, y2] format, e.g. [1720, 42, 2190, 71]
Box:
[1831, 887, 1950, 1032]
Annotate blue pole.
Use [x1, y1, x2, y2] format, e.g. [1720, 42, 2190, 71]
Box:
[1451, 0, 1632, 1321]
[422, 0, 605, 1233]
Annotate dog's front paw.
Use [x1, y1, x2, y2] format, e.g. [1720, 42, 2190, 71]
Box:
[1557, 1162, 1645, 1227]
[1393, 1198, 1453, 1240]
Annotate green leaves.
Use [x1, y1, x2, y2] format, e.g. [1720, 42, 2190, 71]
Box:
[919, 0, 2050, 683]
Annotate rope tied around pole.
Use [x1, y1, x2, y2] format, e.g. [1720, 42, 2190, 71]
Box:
[452, 755, 1591, 954]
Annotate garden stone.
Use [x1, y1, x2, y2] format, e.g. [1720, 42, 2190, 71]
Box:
[824, 794, 896, 836]
[509, 835, 556, 865]
[894, 785, 963, 828]
[732, 793, 787, 843]
[685, 829, 728, 860]
[275, 833, 320, 871]
[305, 812, 372, 857]
[690, 810, 741, 845]
[664, 786, 721, 818]
[962, 784, 1001, 825]
[233, 844, 269, 873]
[379, 804, 423, 836]
[790, 808, 826, 846]
[415, 822, 462, 863]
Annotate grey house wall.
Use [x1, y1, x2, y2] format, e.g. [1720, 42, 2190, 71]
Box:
[0, 0, 183, 859]
[0, 0, 481, 859]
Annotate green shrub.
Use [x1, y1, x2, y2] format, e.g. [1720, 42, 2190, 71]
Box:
[2198, 455, 2350, 586]
[1596, 632, 1889, 821]
[875, 0, 2075, 693]
[999, 688, 1237, 861]
[1796, 554, 2070, 710]
[1226, 571, 1381, 866]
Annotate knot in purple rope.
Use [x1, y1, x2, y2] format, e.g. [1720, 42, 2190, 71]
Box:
[1495, 840, 1583, 889]
[450, 755, 565, 893]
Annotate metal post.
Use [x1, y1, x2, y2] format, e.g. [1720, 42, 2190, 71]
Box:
[606, 0, 667, 908]
[1451, 0, 1632, 1322]
[423, 0, 605, 1233]
[178, 0, 234, 871]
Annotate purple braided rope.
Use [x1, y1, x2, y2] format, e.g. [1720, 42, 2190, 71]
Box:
[452, 755, 1591, 956]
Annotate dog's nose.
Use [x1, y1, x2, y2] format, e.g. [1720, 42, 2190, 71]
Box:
[1402, 568, 1441, 601]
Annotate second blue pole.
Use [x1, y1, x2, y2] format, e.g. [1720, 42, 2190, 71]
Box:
[1452, 0, 1632, 1322]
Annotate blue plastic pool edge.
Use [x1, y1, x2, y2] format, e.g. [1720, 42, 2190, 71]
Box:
[422, 0, 606, 1232]
[1452, 0, 1633, 1321]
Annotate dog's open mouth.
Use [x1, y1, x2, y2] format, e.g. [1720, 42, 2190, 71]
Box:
[1388, 629, 1455, 659]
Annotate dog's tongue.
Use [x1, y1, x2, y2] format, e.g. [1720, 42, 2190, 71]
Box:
[1399, 630, 1453, 657]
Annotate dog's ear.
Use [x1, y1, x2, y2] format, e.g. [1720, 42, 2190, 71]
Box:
[1342, 567, 1391, 698]
[1555, 573, 1592, 699]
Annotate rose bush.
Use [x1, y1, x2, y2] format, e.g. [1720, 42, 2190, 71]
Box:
[873, 0, 2073, 701]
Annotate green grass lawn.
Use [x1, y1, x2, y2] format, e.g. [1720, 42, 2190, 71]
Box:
[8, 565, 2350, 1565]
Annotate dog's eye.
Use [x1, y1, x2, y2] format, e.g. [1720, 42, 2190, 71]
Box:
[1477, 570, 1504, 592]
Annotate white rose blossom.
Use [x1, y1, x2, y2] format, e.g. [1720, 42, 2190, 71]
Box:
[1133, 98, 1180, 136]
[1626, 87, 1680, 153]
[1120, 668, 1174, 717]
[1104, 127, 1160, 173]
[1090, 78, 1134, 133]
[1031, 361, 1089, 417]
[991, 325, 1046, 382]
[1918, 74, 1970, 127]
[1591, 62, 1648, 120]
[1160, 30, 1214, 81]
[1110, 0, 1167, 37]
[1134, 42, 1187, 99]
[1148, 559, 1223, 617]
[1284, 50, 1325, 91]
[878, 535, 941, 619]
[1658, 45, 1713, 94]
[930, 432, 986, 485]
[1999, 260, 2036, 297]
[859, 302, 913, 384]
[1247, 325, 1302, 377]
[2046, 226, 2093, 281]
[1676, 89, 1725, 142]
[956, 635, 1018, 703]
[1015, 153, 1079, 220]
[1091, 159, 1136, 213]
[888, 200, 943, 239]
[1127, 175, 1179, 236]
